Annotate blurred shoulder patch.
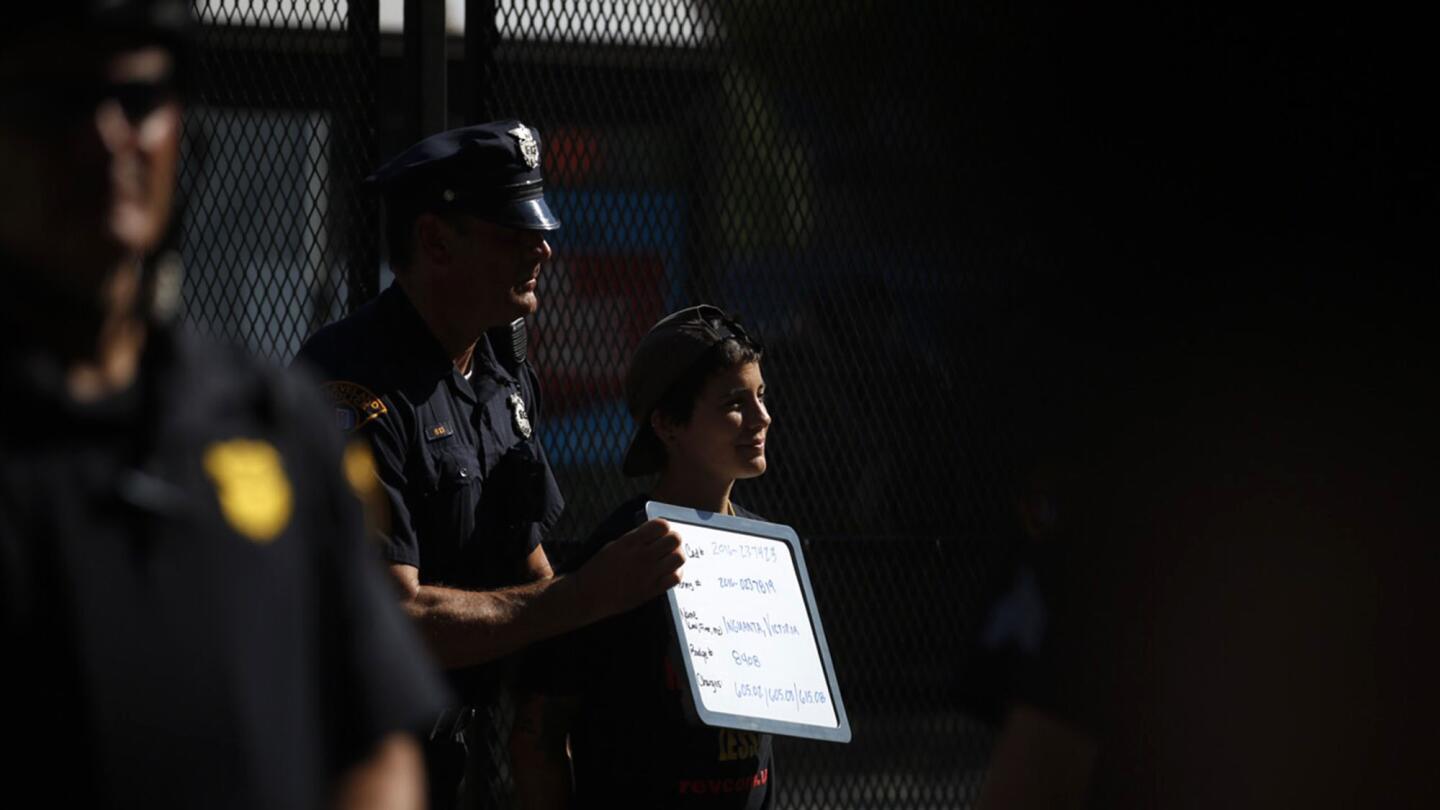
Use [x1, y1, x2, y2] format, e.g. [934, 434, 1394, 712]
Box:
[322, 381, 388, 433]
[342, 440, 380, 499]
[203, 438, 293, 544]
[342, 439, 391, 542]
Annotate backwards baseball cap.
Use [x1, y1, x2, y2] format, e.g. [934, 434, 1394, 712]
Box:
[364, 120, 560, 231]
[621, 305, 764, 477]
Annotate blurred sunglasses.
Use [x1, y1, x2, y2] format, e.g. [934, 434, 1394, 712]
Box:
[0, 77, 178, 128]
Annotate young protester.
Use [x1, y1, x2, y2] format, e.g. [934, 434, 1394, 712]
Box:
[513, 305, 775, 809]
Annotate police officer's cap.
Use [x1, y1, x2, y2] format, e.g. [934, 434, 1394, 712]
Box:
[6, 0, 191, 52]
[366, 121, 560, 231]
[622, 305, 763, 477]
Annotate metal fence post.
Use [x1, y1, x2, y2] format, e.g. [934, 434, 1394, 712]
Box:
[346, 0, 383, 311]
[464, 0, 499, 123]
[404, 0, 448, 137]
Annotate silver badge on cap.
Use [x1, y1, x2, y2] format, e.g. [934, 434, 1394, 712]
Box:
[507, 391, 533, 439]
[508, 124, 541, 169]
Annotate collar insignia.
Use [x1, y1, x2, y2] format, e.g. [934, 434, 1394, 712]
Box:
[322, 381, 388, 433]
[203, 438, 293, 544]
[508, 124, 541, 169]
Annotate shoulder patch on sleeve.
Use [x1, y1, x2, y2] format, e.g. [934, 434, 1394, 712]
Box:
[321, 381, 389, 433]
[342, 440, 392, 542]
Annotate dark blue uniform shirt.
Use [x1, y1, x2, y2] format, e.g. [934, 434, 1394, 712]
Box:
[295, 283, 565, 683]
[296, 283, 567, 808]
[0, 321, 448, 810]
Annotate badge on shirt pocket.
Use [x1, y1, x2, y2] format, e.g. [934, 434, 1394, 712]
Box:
[507, 392, 532, 439]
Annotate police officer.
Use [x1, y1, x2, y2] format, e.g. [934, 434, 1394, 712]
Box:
[295, 123, 686, 808]
[0, 2, 446, 809]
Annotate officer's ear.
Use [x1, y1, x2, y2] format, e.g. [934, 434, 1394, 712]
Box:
[650, 410, 678, 446]
[414, 212, 457, 268]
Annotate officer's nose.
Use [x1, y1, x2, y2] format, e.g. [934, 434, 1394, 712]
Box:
[94, 99, 137, 155]
[537, 238, 553, 262]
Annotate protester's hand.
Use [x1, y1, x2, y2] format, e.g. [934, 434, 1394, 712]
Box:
[575, 518, 685, 618]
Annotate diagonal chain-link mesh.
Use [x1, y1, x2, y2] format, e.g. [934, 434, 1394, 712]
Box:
[179, 2, 1042, 807]
[169, 1, 1440, 805]
[489, 6, 1029, 804]
[182, 0, 380, 362]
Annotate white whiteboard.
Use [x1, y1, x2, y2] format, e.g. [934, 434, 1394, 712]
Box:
[648, 501, 851, 743]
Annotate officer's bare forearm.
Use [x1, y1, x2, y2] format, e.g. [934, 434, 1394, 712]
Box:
[387, 519, 683, 668]
[399, 575, 588, 669]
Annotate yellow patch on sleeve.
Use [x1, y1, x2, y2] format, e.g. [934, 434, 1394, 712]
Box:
[203, 438, 294, 544]
[343, 440, 380, 497]
[342, 439, 392, 542]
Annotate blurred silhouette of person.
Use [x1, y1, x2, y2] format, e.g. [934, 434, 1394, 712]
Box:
[0, 3, 446, 807]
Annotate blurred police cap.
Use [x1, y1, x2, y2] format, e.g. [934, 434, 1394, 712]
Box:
[366, 121, 561, 232]
[6, 0, 191, 50]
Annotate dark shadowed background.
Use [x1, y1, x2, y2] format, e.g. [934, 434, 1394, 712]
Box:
[177, 1, 1438, 806]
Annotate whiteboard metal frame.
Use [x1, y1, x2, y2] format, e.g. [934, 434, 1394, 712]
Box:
[647, 501, 852, 743]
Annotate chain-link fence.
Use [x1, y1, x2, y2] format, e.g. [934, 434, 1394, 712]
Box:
[183, 0, 382, 361]
[180, 2, 1062, 807]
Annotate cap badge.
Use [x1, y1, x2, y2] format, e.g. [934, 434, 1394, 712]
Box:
[507, 391, 533, 439]
[508, 124, 541, 169]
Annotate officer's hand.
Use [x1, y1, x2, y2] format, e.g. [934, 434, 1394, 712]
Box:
[576, 518, 685, 619]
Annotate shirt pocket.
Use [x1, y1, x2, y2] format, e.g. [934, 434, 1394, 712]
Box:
[428, 446, 477, 492]
[416, 444, 480, 555]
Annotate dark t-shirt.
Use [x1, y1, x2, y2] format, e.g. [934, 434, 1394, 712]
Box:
[0, 324, 447, 809]
[535, 495, 774, 810]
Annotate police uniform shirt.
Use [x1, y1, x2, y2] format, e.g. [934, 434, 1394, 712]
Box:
[0, 323, 448, 810]
[295, 281, 565, 603]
